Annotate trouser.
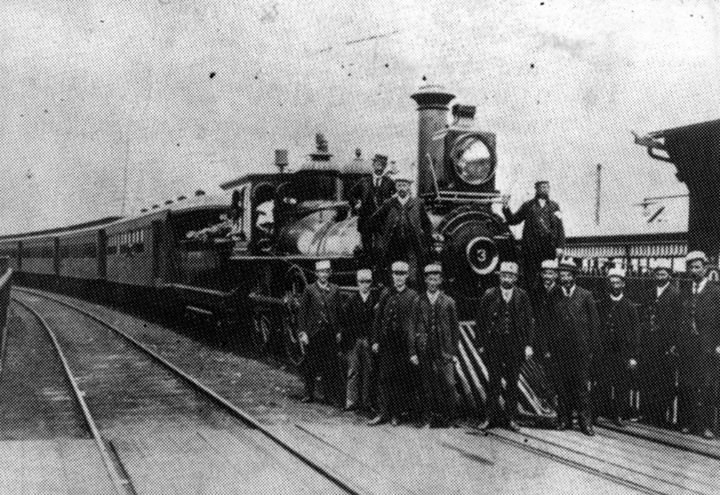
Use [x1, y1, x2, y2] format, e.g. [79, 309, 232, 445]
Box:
[678, 343, 717, 432]
[303, 331, 342, 404]
[485, 347, 522, 422]
[420, 358, 457, 421]
[640, 350, 674, 424]
[593, 356, 631, 420]
[378, 353, 414, 418]
[553, 354, 592, 424]
[346, 338, 372, 409]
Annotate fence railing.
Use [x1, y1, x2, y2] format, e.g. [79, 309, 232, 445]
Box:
[0, 257, 14, 376]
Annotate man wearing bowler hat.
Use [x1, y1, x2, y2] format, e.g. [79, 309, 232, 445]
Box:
[476, 261, 534, 432]
[640, 259, 681, 426]
[594, 267, 639, 426]
[551, 257, 598, 436]
[297, 260, 343, 406]
[502, 180, 565, 289]
[369, 170, 432, 286]
[678, 251, 720, 439]
[411, 263, 460, 427]
[350, 154, 396, 263]
[369, 261, 419, 426]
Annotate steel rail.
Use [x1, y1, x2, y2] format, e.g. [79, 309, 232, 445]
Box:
[11, 297, 132, 495]
[13, 287, 362, 495]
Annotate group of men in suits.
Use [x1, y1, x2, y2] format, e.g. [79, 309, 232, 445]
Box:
[297, 259, 460, 428]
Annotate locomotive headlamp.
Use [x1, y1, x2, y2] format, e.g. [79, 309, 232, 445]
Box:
[450, 134, 495, 185]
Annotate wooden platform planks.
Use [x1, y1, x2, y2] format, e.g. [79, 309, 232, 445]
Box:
[0, 440, 114, 494]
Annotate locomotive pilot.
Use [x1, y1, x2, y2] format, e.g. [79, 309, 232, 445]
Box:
[594, 267, 639, 427]
[640, 259, 681, 426]
[411, 263, 460, 427]
[502, 180, 565, 290]
[369, 261, 420, 426]
[297, 260, 343, 407]
[550, 257, 598, 436]
[349, 154, 396, 264]
[340, 268, 378, 412]
[368, 170, 432, 287]
[476, 261, 534, 432]
[678, 251, 720, 439]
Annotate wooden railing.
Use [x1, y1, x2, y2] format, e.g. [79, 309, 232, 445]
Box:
[0, 257, 14, 375]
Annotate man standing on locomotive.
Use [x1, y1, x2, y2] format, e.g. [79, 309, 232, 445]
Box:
[551, 258, 598, 436]
[341, 268, 378, 413]
[640, 259, 681, 426]
[594, 267, 639, 427]
[369, 170, 432, 287]
[678, 251, 720, 439]
[502, 180, 565, 290]
[369, 261, 419, 426]
[475, 261, 534, 432]
[349, 154, 396, 265]
[410, 263, 460, 427]
[297, 260, 343, 407]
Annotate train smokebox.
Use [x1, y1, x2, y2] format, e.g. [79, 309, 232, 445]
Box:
[411, 86, 456, 197]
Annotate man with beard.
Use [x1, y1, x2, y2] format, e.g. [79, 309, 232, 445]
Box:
[476, 261, 534, 432]
[551, 258, 599, 436]
[349, 154, 396, 263]
[503, 181, 565, 289]
[369, 171, 432, 287]
[369, 261, 420, 426]
[594, 267, 639, 427]
[678, 251, 720, 439]
[640, 259, 681, 426]
[411, 264, 460, 428]
[297, 260, 343, 407]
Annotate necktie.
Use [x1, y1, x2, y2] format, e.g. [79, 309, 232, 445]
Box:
[693, 283, 698, 295]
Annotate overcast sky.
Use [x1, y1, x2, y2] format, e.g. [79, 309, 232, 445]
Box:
[0, 0, 718, 235]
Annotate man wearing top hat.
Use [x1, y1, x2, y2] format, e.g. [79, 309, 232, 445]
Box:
[340, 268, 378, 412]
[476, 261, 534, 432]
[369, 170, 432, 286]
[350, 154, 396, 262]
[594, 267, 639, 426]
[551, 257, 599, 436]
[640, 259, 681, 426]
[411, 263, 460, 427]
[678, 251, 720, 439]
[369, 261, 420, 426]
[297, 260, 344, 406]
[502, 180, 565, 289]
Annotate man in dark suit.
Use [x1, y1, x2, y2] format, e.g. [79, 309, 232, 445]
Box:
[297, 260, 343, 406]
[341, 269, 377, 413]
[533, 259, 559, 363]
[411, 264, 460, 427]
[349, 154, 396, 263]
[551, 258, 599, 436]
[368, 171, 432, 286]
[502, 181, 565, 289]
[476, 261, 534, 432]
[594, 267, 639, 426]
[678, 251, 720, 439]
[369, 261, 420, 426]
[640, 259, 681, 426]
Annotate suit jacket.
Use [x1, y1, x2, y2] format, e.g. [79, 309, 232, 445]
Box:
[341, 290, 378, 346]
[475, 286, 534, 356]
[412, 291, 459, 362]
[550, 284, 599, 359]
[642, 283, 681, 356]
[372, 286, 419, 356]
[532, 283, 559, 356]
[297, 282, 343, 339]
[368, 196, 432, 259]
[350, 175, 396, 230]
[503, 198, 565, 253]
[597, 295, 639, 361]
[680, 281, 720, 357]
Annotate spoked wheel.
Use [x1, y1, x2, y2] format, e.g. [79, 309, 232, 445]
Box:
[282, 265, 308, 367]
[251, 311, 273, 355]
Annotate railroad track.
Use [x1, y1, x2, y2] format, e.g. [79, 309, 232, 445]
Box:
[12, 289, 364, 495]
[14, 287, 719, 495]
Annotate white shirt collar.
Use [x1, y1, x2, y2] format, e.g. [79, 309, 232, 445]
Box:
[609, 293, 624, 302]
[563, 285, 576, 298]
[397, 194, 410, 206]
[545, 282, 556, 293]
[427, 291, 440, 304]
[317, 281, 330, 291]
[694, 278, 709, 294]
[656, 283, 670, 298]
[537, 198, 547, 208]
[501, 287, 514, 302]
[360, 291, 370, 302]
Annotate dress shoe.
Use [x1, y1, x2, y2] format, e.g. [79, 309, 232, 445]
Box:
[580, 424, 595, 437]
[477, 419, 492, 431]
[613, 417, 626, 428]
[300, 395, 313, 404]
[368, 415, 388, 426]
[680, 427, 691, 435]
[702, 429, 715, 440]
[507, 420, 521, 432]
[343, 404, 358, 412]
[555, 419, 568, 431]
[391, 417, 400, 427]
